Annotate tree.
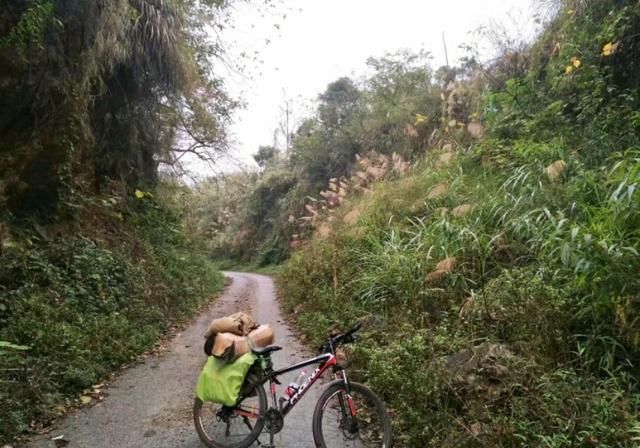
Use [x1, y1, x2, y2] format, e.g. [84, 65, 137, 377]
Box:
[289, 78, 362, 188]
[253, 146, 280, 168]
[0, 0, 238, 217]
[318, 77, 361, 128]
[362, 49, 442, 156]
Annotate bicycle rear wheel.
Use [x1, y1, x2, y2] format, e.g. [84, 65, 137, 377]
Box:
[193, 373, 267, 448]
[312, 380, 392, 448]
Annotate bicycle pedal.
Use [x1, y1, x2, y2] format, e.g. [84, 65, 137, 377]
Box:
[256, 441, 276, 448]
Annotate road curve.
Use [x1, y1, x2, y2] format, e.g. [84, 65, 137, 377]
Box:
[25, 272, 320, 448]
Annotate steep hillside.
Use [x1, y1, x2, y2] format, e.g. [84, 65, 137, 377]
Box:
[0, 186, 223, 443]
[186, 52, 445, 265]
[0, 0, 237, 443]
[278, 1, 640, 446]
[280, 145, 639, 446]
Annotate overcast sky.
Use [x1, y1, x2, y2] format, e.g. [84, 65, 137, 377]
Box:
[206, 0, 540, 173]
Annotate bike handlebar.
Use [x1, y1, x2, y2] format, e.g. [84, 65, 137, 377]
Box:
[318, 321, 363, 353]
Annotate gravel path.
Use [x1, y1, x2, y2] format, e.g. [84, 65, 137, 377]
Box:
[25, 272, 320, 448]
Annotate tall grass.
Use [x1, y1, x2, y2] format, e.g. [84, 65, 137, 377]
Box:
[0, 191, 224, 443]
[277, 2, 640, 444]
[279, 145, 640, 446]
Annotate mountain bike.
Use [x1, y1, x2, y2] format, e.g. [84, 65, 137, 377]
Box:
[193, 322, 393, 448]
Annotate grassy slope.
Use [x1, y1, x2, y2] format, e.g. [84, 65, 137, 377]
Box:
[278, 3, 640, 445]
[0, 190, 223, 443]
[279, 143, 639, 446]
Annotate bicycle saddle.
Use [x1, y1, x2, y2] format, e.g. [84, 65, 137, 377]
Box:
[251, 345, 283, 355]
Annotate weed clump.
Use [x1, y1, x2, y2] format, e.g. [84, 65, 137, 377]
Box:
[0, 190, 223, 443]
[279, 1, 640, 445]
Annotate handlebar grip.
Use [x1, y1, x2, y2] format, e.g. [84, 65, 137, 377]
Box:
[318, 321, 363, 352]
[343, 333, 357, 344]
[345, 321, 363, 336]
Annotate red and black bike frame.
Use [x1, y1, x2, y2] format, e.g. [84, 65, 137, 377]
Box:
[232, 351, 356, 423]
[236, 323, 363, 423]
[265, 351, 342, 415]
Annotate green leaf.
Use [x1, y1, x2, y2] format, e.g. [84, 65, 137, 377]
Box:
[561, 242, 572, 266]
[0, 340, 30, 351]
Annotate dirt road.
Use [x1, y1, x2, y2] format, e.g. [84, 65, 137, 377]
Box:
[26, 272, 320, 448]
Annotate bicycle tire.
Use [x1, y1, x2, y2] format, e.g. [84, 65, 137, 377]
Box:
[193, 373, 267, 448]
[312, 380, 393, 448]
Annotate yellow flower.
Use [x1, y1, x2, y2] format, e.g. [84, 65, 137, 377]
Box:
[602, 42, 618, 56]
[567, 9, 574, 15]
[134, 189, 145, 199]
[414, 113, 427, 124]
[570, 56, 581, 68]
[565, 65, 574, 75]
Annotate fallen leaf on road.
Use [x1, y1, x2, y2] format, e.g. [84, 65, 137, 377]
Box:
[52, 435, 70, 447]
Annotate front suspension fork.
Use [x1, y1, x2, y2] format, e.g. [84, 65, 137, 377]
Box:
[337, 369, 357, 419]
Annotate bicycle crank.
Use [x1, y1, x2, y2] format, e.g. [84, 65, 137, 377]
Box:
[264, 408, 284, 434]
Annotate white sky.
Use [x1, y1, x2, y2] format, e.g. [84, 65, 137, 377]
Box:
[209, 0, 540, 173]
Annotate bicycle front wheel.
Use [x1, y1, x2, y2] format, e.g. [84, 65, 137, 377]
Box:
[312, 380, 392, 448]
[193, 373, 267, 448]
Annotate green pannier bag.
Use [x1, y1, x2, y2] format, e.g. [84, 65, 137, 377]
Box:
[195, 352, 257, 406]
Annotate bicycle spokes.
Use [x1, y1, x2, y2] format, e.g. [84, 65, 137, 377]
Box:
[197, 397, 264, 446]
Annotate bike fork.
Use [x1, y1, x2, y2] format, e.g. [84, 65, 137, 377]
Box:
[338, 369, 357, 420]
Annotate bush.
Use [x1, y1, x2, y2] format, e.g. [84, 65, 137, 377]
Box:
[278, 142, 640, 445]
[0, 192, 223, 443]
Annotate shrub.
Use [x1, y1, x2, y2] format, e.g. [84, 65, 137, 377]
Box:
[278, 142, 640, 445]
[0, 193, 223, 443]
